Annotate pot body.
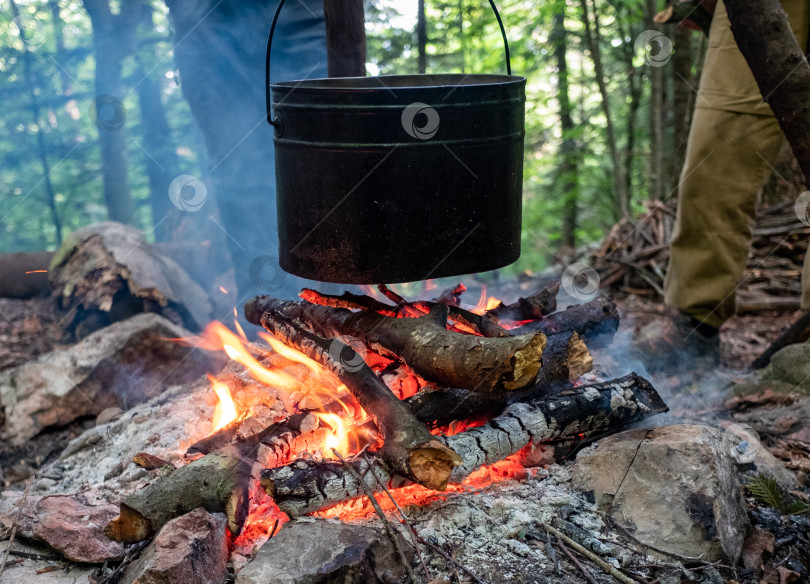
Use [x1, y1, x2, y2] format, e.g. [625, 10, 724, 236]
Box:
[271, 73, 526, 284]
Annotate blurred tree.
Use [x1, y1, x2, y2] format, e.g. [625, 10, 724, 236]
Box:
[82, 0, 141, 225]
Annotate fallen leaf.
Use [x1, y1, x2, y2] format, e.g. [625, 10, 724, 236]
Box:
[743, 527, 775, 571]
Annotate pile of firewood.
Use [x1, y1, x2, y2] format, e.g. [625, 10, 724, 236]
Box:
[592, 199, 808, 311]
[102, 283, 667, 541]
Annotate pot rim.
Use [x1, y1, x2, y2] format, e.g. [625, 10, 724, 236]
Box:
[271, 73, 526, 92]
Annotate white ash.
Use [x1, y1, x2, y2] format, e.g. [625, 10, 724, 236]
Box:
[340, 465, 652, 584]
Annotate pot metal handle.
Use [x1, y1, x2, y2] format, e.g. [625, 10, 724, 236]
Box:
[266, 0, 513, 127]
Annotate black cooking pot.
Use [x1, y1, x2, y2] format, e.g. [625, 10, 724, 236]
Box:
[266, 1, 526, 284]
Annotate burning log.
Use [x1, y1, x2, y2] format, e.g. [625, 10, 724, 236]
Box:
[104, 446, 251, 543]
[484, 280, 560, 321]
[259, 310, 463, 490]
[510, 295, 619, 347]
[260, 373, 667, 517]
[302, 287, 509, 338]
[245, 297, 548, 392]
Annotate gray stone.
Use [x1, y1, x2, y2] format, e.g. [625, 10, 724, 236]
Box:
[121, 508, 228, 584]
[236, 519, 409, 584]
[572, 424, 750, 563]
[0, 313, 216, 443]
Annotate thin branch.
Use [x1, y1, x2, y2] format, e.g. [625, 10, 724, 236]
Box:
[543, 522, 642, 584]
[333, 449, 419, 584]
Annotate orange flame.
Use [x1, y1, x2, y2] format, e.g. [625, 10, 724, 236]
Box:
[209, 374, 238, 431]
[315, 412, 352, 458]
[485, 296, 502, 311]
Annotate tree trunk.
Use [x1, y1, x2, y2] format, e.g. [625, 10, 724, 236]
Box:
[552, 10, 579, 249]
[724, 0, 810, 184]
[417, 0, 427, 74]
[580, 0, 629, 218]
[10, 0, 63, 245]
[324, 0, 366, 77]
[82, 0, 138, 225]
[134, 45, 180, 242]
[670, 25, 693, 192]
[645, 0, 665, 201]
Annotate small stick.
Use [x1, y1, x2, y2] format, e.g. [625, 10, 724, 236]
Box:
[377, 284, 408, 306]
[0, 480, 32, 581]
[333, 449, 418, 584]
[543, 523, 641, 584]
[36, 566, 59, 575]
[361, 452, 431, 583]
[557, 540, 598, 584]
[410, 531, 489, 584]
[6, 550, 61, 562]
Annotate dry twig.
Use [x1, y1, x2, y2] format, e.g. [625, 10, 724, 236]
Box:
[361, 451, 431, 583]
[0, 479, 32, 580]
[557, 540, 598, 584]
[543, 522, 642, 584]
[333, 449, 419, 584]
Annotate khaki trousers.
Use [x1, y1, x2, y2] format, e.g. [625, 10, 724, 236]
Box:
[664, 0, 810, 328]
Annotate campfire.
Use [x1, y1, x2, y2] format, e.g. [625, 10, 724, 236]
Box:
[98, 281, 666, 556]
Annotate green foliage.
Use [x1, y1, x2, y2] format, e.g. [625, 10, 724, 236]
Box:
[746, 474, 810, 515]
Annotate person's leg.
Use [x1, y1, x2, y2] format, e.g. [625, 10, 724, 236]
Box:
[663, 0, 806, 328]
[664, 110, 783, 328]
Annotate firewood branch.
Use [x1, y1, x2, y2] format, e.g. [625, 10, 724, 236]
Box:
[245, 297, 548, 392]
[261, 373, 667, 517]
[259, 309, 463, 490]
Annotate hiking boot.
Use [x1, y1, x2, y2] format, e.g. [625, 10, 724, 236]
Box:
[630, 312, 721, 374]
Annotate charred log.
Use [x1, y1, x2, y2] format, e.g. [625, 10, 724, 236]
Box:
[261, 373, 667, 517]
[301, 287, 509, 338]
[511, 295, 619, 347]
[259, 310, 463, 490]
[245, 297, 548, 392]
[485, 280, 560, 321]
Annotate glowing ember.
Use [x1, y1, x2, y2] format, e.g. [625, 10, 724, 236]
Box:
[209, 374, 238, 431]
[25, 269, 48, 274]
[219, 286, 229, 294]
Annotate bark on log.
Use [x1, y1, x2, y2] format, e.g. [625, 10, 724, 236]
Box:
[301, 287, 509, 338]
[261, 373, 667, 517]
[510, 295, 619, 347]
[245, 297, 548, 392]
[260, 310, 463, 490]
[485, 281, 560, 321]
[725, 0, 810, 183]
[404, 331, 592, 429]
[104, 446, 251, 543]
